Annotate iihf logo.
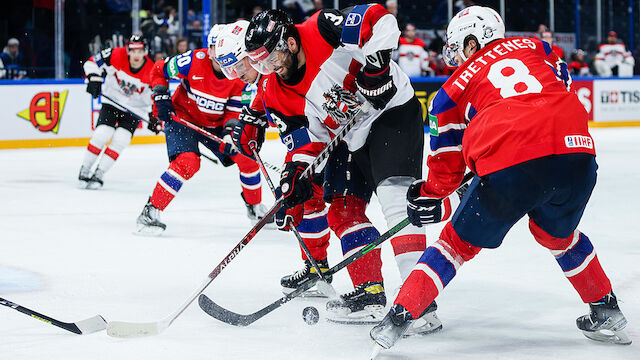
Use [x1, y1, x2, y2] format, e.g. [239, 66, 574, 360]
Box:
[16, 91, 68, 134]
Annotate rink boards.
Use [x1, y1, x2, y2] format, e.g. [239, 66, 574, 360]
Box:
[1, 77, 639, 149]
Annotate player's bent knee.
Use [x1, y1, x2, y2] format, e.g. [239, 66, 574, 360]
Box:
[327, 195, 369, 235]
[529, 218, 576, 251]
[108, 127, 133, 153]
[441, 222, 481, 262]
[169, 152, 201, 180]
[90, 124, 116, 148]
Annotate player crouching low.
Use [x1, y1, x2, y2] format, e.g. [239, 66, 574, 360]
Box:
[78, 35, 154, 189]
[370, 6, 630, 355]
[135, 26, 270, 235]
[216, 21, 333, 297]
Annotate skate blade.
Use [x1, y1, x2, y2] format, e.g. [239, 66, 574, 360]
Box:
[85, 182, 103, 190]
[369, 343, 384, 359]
[134, 224, 165, 237]
[326, 305, 385, 325]
[404, 312, 443, 337]
[282, 287, 328, 298]
[77, 180, 89, 189]
[582, 329, 632, 345]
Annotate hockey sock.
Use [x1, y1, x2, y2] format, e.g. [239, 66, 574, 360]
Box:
[395, 222, 481, 318]
[377, 177, 427, 281]
[82, 125, 115, 170]
[233, 154, 262, 205]
[96, 127, 132, 174]
[296, 187, 330, 261]
[328, 195, 383, 286]
[529, 219, 612, 303]
[150, 152, 201, 210]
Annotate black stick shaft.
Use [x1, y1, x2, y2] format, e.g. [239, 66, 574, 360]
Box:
[0, 297, 81, 334]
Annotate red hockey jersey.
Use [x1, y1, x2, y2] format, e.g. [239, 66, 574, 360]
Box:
[425, 37, 595, 197]
[151, 49, 246, 128]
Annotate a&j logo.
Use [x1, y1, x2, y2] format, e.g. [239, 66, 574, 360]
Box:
[16, 91, 68, 134]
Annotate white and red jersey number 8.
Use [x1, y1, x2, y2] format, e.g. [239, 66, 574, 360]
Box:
[487, 58, 543, 98]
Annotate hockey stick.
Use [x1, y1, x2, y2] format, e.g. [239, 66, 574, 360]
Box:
[106, 90, 371, 338]
[99, 93, 219, 165]
[250, 142, 335, 296]
[0, 297, 106, 335]
[198, 172, 475, 326]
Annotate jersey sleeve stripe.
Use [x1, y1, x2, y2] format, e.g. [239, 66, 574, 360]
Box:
[431, 145, 463, 155]
[430, 129, 464, 151]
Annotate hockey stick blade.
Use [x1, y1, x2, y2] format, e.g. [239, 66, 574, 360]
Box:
[198, 218, 411, 326]
[0, 297, 106, 335]
[198, 172, 475, 326]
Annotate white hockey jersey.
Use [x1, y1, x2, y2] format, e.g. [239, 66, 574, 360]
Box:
[83, 47, 154, 115]
[262, 5, 414, 163]
[396, 36, 430, 78]
[594, 43, 634, 68]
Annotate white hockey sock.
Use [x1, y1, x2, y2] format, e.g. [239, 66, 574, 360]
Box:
[82, 125, 115, 171]
[96, 127, 132, 175]
[377, 176, 427, 282]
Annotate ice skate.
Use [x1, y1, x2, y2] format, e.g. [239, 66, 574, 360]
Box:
[404, 301, 442, 336]
[280, 259, 332, 298]
[241, 193, 274, 225]
[78, 166, 92, 189]
[369, 304, 413, 352]
[85, 168, 104, 190]
[576, 292, 631, 345]
[135, 198, 166, 236]
[326, 281, 386, 324]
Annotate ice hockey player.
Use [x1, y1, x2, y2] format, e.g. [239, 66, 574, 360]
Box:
[370, 6, 630, 353]
[216, 20, 333, 297]
[78, 35, 155, 189]
[135, 25, 269, 235]
[594, 30, 635, 77]
[245, 7, 460, 331]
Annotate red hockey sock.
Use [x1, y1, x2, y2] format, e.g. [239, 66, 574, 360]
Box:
[395, 222, 481, 317]
[150, 152, 200, 210]
[233, 153, 262, 205]
[296, 187, 330, 261]
[529, 219, 612, 303]
[328, 195, 383, 286]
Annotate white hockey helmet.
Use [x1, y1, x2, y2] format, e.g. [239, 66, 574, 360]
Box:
[215, 20, 250, 79]
[207, 24, 226, 49]
[443, 6, 505, 66]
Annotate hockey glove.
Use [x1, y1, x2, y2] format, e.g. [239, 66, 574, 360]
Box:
[406, 180, 460, 227]
[356, 50, 397, 110]
[280, 161, 313, 208]
[86, 73, 103, 98]
[274, 202, 304, 231]
[232, 107, 268, 158]
[152, 86, 174, 123]
[147, 112, 163, 134]
[217, 118, 239, 156]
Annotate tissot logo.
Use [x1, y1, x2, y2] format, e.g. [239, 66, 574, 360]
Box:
[600, 90, 640, 104]
[16, 91, 68, 134]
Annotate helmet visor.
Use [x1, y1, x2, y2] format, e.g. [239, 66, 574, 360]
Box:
[219, 56, 251, 80]
[442, 43, 459, 67]
[246, 38, 288, 75]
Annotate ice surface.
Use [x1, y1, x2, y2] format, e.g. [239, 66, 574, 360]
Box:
[0, 129, 638, 359]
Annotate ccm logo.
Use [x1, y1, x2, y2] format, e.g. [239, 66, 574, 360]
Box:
[565, 135, 593, 149]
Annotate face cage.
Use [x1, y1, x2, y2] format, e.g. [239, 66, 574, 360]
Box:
[220, 56, 250, 80]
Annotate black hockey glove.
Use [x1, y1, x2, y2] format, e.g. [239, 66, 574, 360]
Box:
[280, 161, 313, 208]
[406, 180, 459, 227]
[274, 201, 304, 232]
[232, 107, 268, 158]
[219, 118, 239, 157]
[147, 112, 163, 134]
[86, 73, 103, 98]
[152, 86, 174, 123]
[356, 50, 397, 110]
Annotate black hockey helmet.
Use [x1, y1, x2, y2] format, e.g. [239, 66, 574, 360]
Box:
[245, 10, 293, 74]
[126, 34, 148, 54]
